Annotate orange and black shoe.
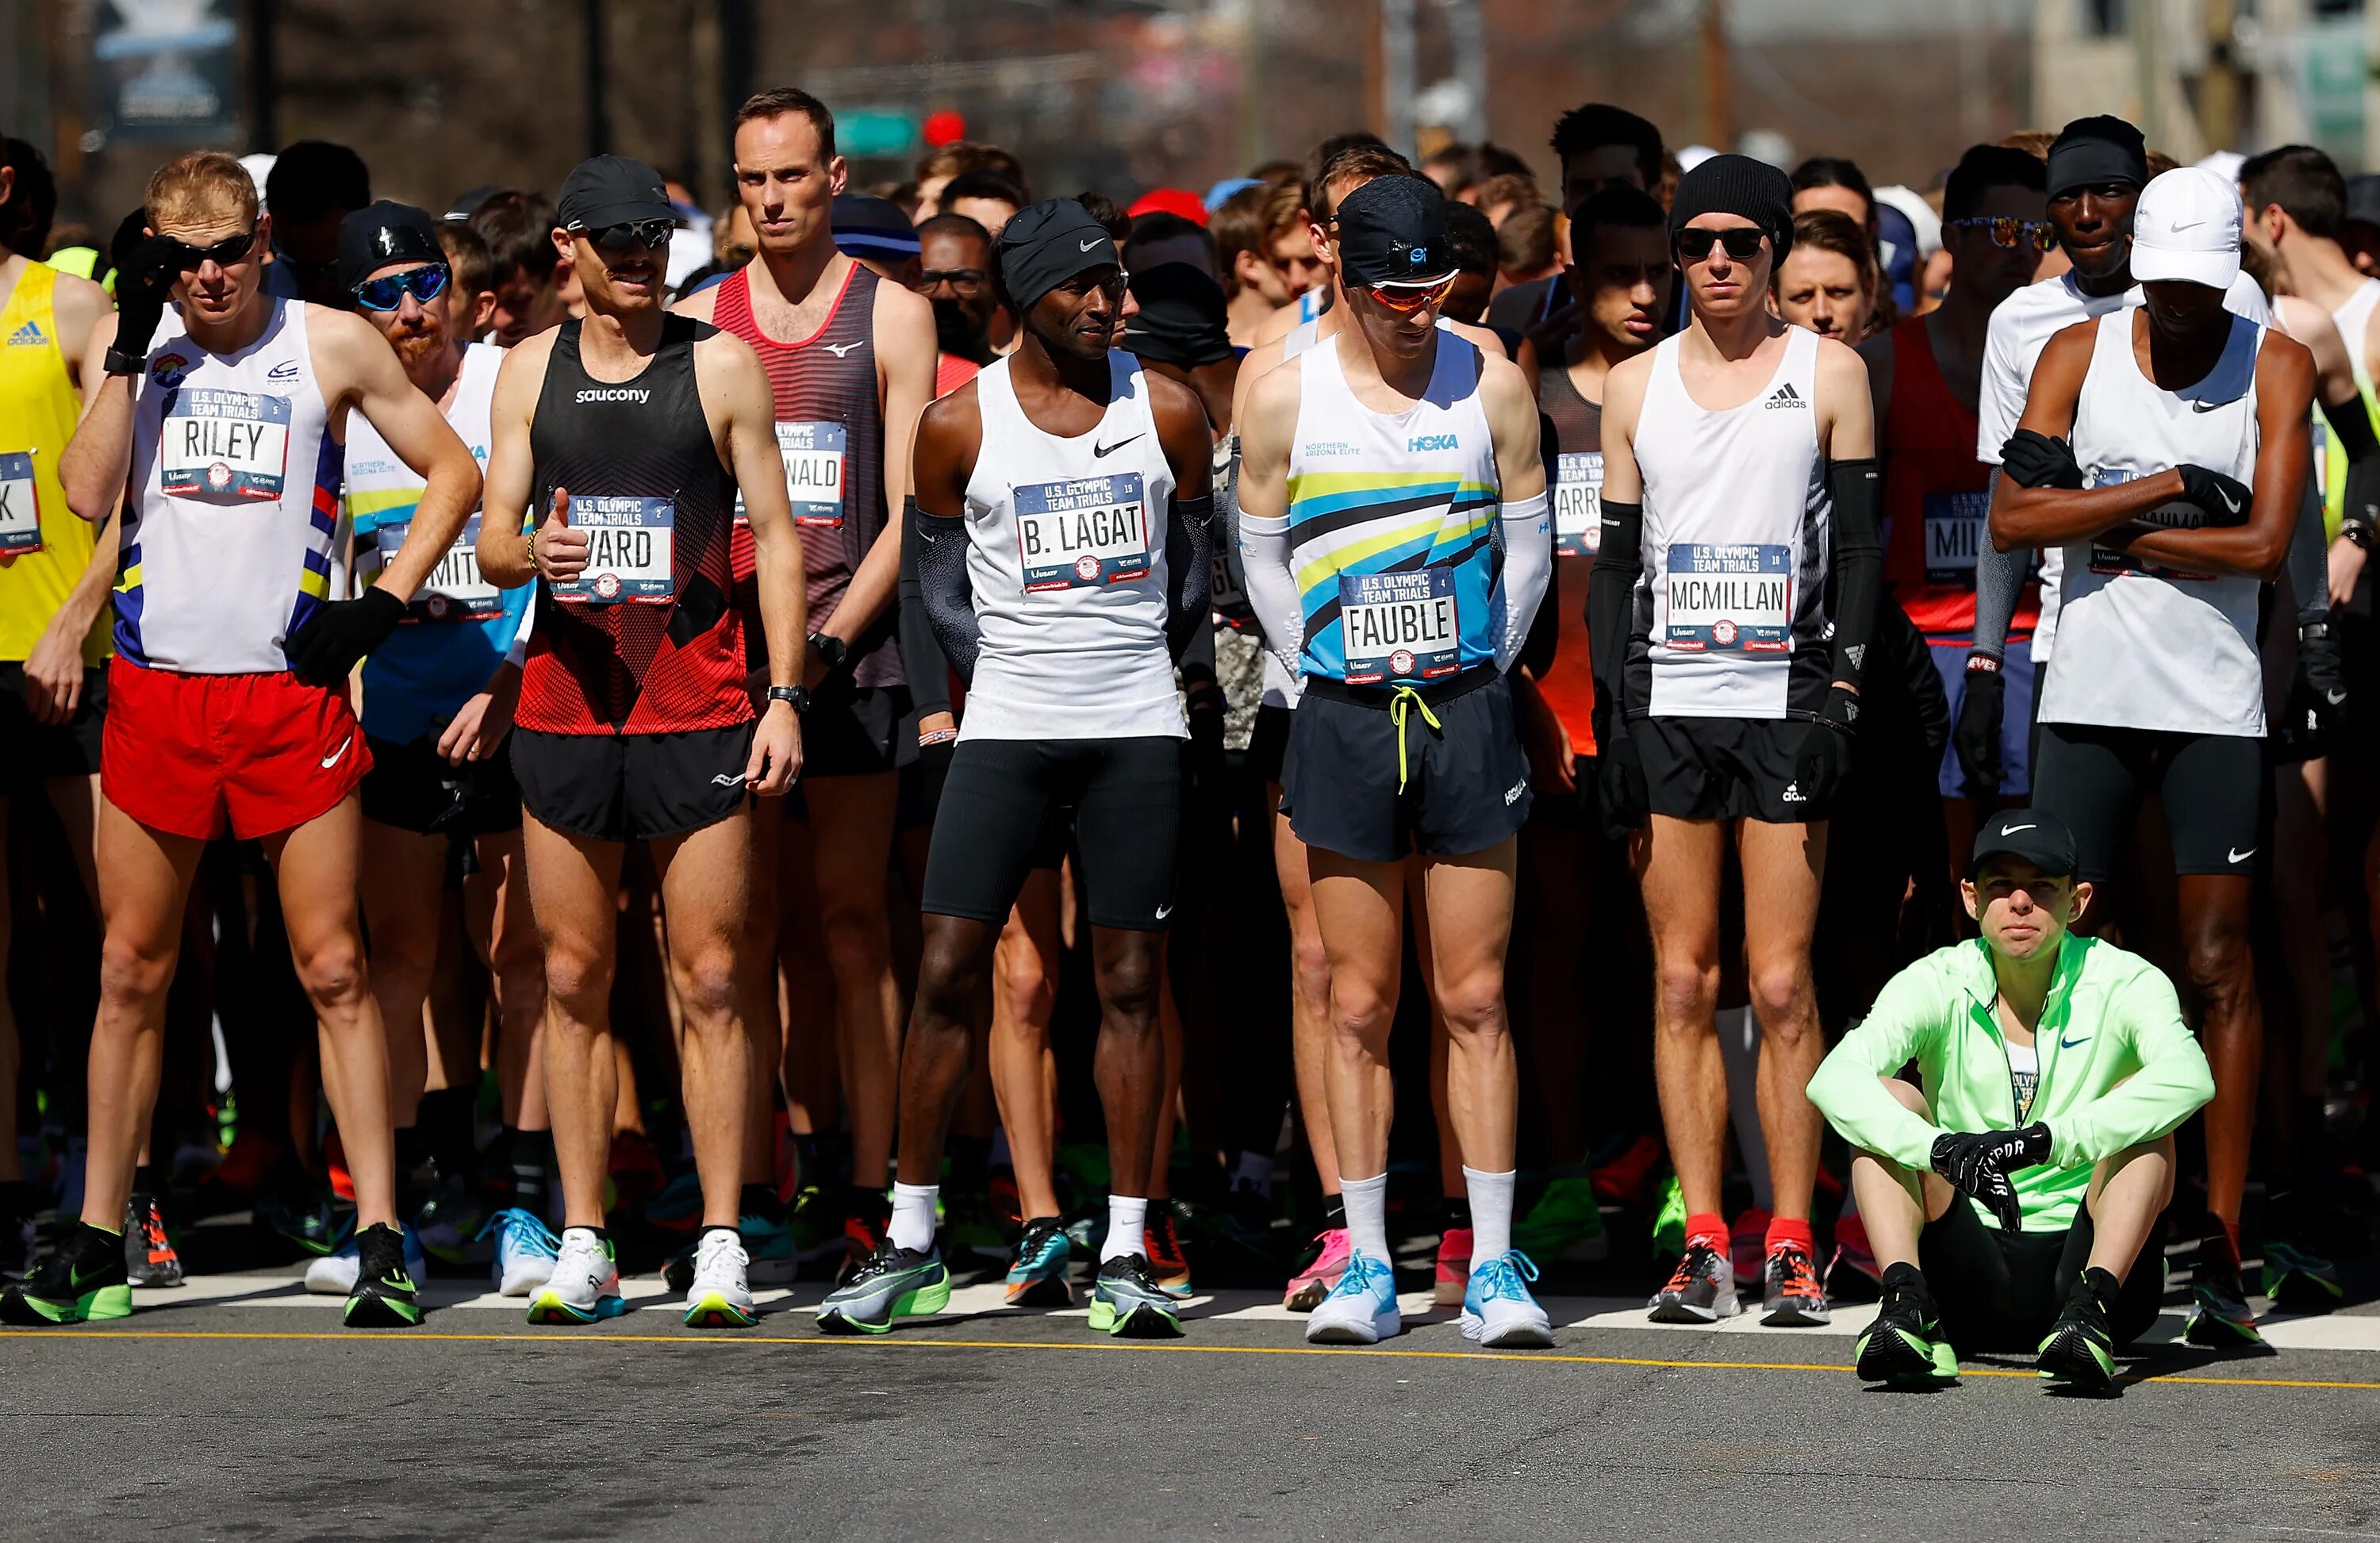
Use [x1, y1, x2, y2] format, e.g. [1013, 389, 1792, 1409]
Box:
[1760, 1239, 1830, 1326]
[124, 1194, 184, 1288]
[837, 1198, 890, 1288]
[1145, 1203, 1192, 1299]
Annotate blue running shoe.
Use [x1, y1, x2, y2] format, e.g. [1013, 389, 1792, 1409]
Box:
[1304, 1248, 1400, 1345]
[742, 1206, 795, 1288]
[1005, 1217, 1073, 1306]
[1461, 1249, 1553, 1348]
[482, 1209, 560, 1297]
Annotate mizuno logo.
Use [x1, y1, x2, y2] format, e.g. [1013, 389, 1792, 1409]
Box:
[823, 340, 863, 357]
[6, 320, 44, 346]
[2228, 846, 2255, 864]
[575, 387, 650, 404]
[321, 735, 353, 770]
[1766, 383, 1805, 409]
[1092, 433, 1142, 458]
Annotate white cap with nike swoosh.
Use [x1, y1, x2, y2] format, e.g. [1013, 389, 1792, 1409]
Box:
[2129, 166, 2242, 290]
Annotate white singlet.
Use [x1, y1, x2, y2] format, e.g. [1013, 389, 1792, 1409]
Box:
[2331, 277, 2380, 397]
[958, 352, 1184, 743]
[120, 297, 341, 674]
[1626, 324, 1832, 720]
[344, 340, 501, 613]
[2040, 309, 2265, 737]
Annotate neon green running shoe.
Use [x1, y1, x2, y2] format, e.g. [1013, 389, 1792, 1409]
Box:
[1513, 1175, 1610, 1263]
[0, 1244, 132, 1326]
[816, 1243, 950, 1334]
[1087, 1253, 1183, 1338]
[1650, 1170, 1686, 1260]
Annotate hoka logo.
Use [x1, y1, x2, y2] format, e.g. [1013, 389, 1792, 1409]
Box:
[1408, 433, 1458, 452]
[1765, 383, 1805, 409]
[6, 320, 44, 347]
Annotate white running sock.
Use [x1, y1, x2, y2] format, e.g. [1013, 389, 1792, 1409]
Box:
[1101, 1195, 1149, 1264]
[1342, 1172, 1389, 1262]
[889, 1181, 939, 1253]
[1464, 1166, 1516, 1275]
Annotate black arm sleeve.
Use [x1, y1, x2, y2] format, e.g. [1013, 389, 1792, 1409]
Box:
[1827, 457, 1883, 692]
[1586, 497, 1643, 741]
[898, 496, 955, 717]
[1165, 491, 1216, 662]
[914, 503, 982, 688]
[2288, 447, 2332, 628]
[1519, 409, 1560, 678]
[2325, 389, 2380, 541]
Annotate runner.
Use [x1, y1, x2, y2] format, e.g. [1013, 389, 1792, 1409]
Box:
[1989, 164, 2315, 1347]
[1590, 154, 1882, 1327]
[1808, 810, 2214, 1390]
[1213, 181, 1315, 349]
[475, 154, 807, 1329]
[472, 190, 581, 348]
[915, 213, 999, 394]
[812, 198, 1213, 1338]
[676, 87, 939, 1283]
[261, 141, 371, 306]
[1484, 104, 1665, 349]
[2, 150, 482, 1329]
[1238, 175, 1555, 1349]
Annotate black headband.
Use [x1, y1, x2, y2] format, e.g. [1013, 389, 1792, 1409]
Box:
[1122, 263, 1232, 369]
[2046, 117, 2147, 198]
[996, 198, 1120, 313]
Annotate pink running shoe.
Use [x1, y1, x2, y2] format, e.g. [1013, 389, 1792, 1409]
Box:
[1827, 1211, 1881, 1292]
[1434, 1226, 1474, 1307]
[1284, 1226, 1353, 1312]
[1729, 1207, 1772, 1291]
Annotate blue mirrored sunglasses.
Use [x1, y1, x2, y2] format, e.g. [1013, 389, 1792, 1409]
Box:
[352, 264, 451, 312]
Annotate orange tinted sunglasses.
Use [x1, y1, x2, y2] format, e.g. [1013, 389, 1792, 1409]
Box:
[1363, 275, 1457, 313]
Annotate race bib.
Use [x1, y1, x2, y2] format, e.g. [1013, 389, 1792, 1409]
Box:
[1211, 546, 1248, 619]
[1553, 451, 1603, 558]
[1339, 567, 1458, 684]
[1015, 474, 1150, 592]
[2084, 466, 2213, 582]
[159, 388, 291, 500]
[1663, 543, 1791, 654]
[779, 421, 846, 528]
[1921, 489, 1990, 584]
[0, 451, 40, 556]
[550, 496, 675, 604]
[380, 512, 504, 622]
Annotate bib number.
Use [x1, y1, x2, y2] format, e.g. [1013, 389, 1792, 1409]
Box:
[1015, 474, 1150, 592]
[551, 496, 675, 604]
[1664, 543, 1791, 654]
[382, 512, 503, 621]
[159, 389, 291, 500]
[1553, 451, 1603, 558]
[779, 420, 846, 528]
[0, 451, 40, 556]
[1921, 489, 1990, 585]
[2084, 466, 2214, 582]
[1339, 567, 1458, 684]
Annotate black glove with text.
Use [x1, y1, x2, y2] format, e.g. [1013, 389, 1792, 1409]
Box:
[107, 236, 184, 372]
[1930, 1123, 2053, 1231]
[1791, 685, 1859, 811]
[1951, 657, 2006, 794]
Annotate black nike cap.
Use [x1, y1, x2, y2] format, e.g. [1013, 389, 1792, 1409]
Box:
[995, 198, 1119, 312]
[557, 154, 674, 233]
[1969, 809, 2078, 881]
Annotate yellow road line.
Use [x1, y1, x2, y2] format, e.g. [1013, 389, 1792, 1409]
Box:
[6, 1327, 2378, 1390]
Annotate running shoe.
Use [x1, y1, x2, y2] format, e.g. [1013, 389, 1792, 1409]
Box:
[1648, 1237, 1740, 1323]
[836, 1205, 890, 1288]
[2036, 1273, 2116, 1391]
[1145, 1204, 1192, 1298]
[124, 1194, 184, 1288]
[2182, 1231, 2262, 1347]
[742, 1204, 796, 1288]
[1826, 1211, 1882, 1295]
[527, 1228, 626, 1324]
[1461, 1250, 1554, 1348]
[643, 1169, 704, 1235]
[1005, 1217, 1074, 1306]
[2262, 1238, 2345, 1310]
[1649, 1172, 1686, 1261]
[482, 1208, 559, 1297]
[1514, 1176, 1610, 1264]
[0, 1181, 36, 1281]
[305, 1222, 428, 1296]
[1589, 1134, 1663, 1207]
[344, 1223, 423, 1328]
[0, 1245, 131, 1325]
[1088, 1253, 1184, 1338]
[787, 1182, 843, 1264]
[1284, 1227, 1352, 1312]
[413, 1173, 489, 1267]
[1760, 1240, 1830, 1326]
[1304, 1249, 1401, 1345]
[684, 1228, 758, 1328]
[1434, 1226, 1473, 1307]
[255, 1188, 347, 1255]
[1729, 1206, 1772, 1292]
[943, 1188, 1008, 1267]
[816, 1242, 950, 1334]
[1854, 1276, 1956, 1386]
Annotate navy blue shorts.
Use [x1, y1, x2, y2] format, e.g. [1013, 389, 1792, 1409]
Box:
[1279, 670, 1530, 863]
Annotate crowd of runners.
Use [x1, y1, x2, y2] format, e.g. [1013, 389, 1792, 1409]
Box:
[4, 81, 2379, 1391]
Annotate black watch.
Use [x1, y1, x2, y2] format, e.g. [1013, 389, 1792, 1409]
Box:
[807, 631, 849, 671]
[2344, 516, 2376, 551]
[103, 347, 146, 377]
[766, 684, 812, 713]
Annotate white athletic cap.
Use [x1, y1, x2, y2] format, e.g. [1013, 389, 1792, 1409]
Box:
[1874, 185, 1941, 259]
[1677, 144, 1719, 172]
[2197, 149, 2246, 185]
[2129, 166, 2242, 290]
[238, 152, 277, 212]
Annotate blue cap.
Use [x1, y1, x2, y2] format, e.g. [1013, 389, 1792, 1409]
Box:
[1205, 177, 1262, 211]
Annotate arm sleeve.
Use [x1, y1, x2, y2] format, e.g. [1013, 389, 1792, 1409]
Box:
[1586, 497, 1643, 740]
[2288, 447, 2332, 628]
[1165, 491, 1216, 662]
[1826, 458, 1883, 690]
[914, 503, 982, 688]
[1215, 436, 1253, 615]
[502, 584, 538, 669]
[1492, 490, 1553, 674]
[898, 496, 955, 718]
[1238, 509, 1306, 685]
[2331, 389, 2380, 536]
[1803, 963, 1948, 1169]
[1968, 504, 2027, 662]
[2051, 959, 2217, 1169]
[1522, 541, 1560, 678]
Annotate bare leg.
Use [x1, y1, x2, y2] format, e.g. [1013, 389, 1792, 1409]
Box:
[1092, 927, 1170, 1202]
[2179, 872, 2259, 1230]
[1847, 1078, 1956, 1270]
[359, 819, 447, 1130]
[520, 816, 625, 1230]
[2084, 1134, 2177, 1281]
[989, 872, 1063, 1219]
[651, 813, 754, 1230]
[1307, 850, 1403, 1181]
[809, 774, 903, 1194]
[1737, 817, 1829, 1225]
[1274, 796, 1340, 1194]
[1641, 815, 1728, 1219]
[1418, 843, 1520, 1173]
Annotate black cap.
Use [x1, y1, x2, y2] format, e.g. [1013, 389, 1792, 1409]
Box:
[1123, 262, 1233, 369]
[557, 154, 673, 233]
[336, 200, 445, 297]
[2347, 174, 2380, 231]
[1969, 808, 2079, 881]
[444, 185, 503, 224]
[1334, 175, 1454, 288]
[832, 193, 920, 263]
[995, 198, 1119, 313]
[1668, 154, 1795, 264]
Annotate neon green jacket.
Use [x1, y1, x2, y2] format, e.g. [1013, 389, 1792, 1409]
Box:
[1807, 934, 2213, 1231]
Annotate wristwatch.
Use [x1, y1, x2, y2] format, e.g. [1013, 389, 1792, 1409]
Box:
[807, 631, 850, 672]
[766, 684, 812, 713]
[2343, 515, 2376, 551]
[102, 346, 146, 377]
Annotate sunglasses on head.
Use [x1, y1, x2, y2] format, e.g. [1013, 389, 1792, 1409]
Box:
[581, 217, 675, 252]
[1675, 226, 1768, 262]
[1363, 275, 1457, 313]
[1947, 215, 2057, 253]
[352, 263, 452, 312]
[163, 228, 259, 271]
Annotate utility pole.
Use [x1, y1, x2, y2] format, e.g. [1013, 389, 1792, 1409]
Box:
[1380, 0, 1416, 159]
[2201, 0, 2240, 152]
[719, 0, 754, 173]
[584, 0, 610, 159]
[1446, 0, 1488, 145]
[1700, 0, 1730, 152]
[249, 0, 278, 152]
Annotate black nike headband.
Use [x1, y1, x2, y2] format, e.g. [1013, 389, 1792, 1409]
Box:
[2045, 116, 2148, 199]
[996, 198, 1120, 313]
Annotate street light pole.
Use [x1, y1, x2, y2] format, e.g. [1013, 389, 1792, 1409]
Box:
[584, 0, 610, 158]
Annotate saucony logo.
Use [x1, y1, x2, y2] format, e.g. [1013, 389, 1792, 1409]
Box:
[575, 387, 651, 404]
[709, 773, 743, 787]
[823, 340, 864, 357]
[1092, 433, 1143, 459]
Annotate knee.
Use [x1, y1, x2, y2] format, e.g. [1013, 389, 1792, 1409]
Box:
[97, 932, 175, 1006]
[817, 881, 890, 969]
[1652, 959, 1718, 1031]
[916, 938, 987, 1031]
[1096, 947, 1163, 1023]
[1330, 983, 1395, 1049]
[1290, 927, 1331, 1000]
[673, 946, 739, 1025]
[294, 937, 369, 1008]
[541, 939, 614, 1020]
[1745, 961, 1810, 1033]
[993, 938, 1054, 1020]
[2182, 927, 2253, 1004]
[1434, 973, 1507, 1043]
[1879, 1077, 1932, 1119]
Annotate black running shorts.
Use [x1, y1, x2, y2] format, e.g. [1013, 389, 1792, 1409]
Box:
[920, 735, 1180, 931]
[0, 662, 106, 794]
[2030, 723, 2264, 882]
[801, 681, 917, 780]
[1250, 700, 1293, 787]
[1633, 714, 1821, 823]
[511, 722, 753, 843]
[360, 734, 524, 836]
[1918, 1196, 2163, 1356]
[1278, 670, 1530, 864]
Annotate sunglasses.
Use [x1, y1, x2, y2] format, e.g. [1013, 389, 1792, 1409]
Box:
[1947, 215, 2057, 253]
[164, 228, 259, 271]
[1675, 226, 1768, 262]
[352, 264, 452, 312]
[580, 218, 675, 252]
[1363, 275, 1457, 313]
[916, 267, 988, 294]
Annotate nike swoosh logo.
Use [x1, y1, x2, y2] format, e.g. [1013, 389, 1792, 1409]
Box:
[2000, 823, 2036, 834]
[2229, 846, 2256, 863]
[321, 735, 353, 770]
[1079, 237, 1104, 252]
[1155, 902, 1173, 919]
[2329, 689, 2348, 704]
[2059, 1034, 2091, 1050]
[2217, 489, 2240, 512]
[2191, 399, 2227, 413]
[919, 528, 938, 543]
[1092, 434, 1142, 458]
[823, 340, 863, 357]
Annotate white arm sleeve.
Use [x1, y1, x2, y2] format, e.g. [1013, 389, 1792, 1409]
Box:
[503, 586, 537, 669]
[1238, 510, 1307, 688]
[1492, 489, 1552, 674]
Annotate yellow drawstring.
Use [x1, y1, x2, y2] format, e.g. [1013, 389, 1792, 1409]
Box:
[1388, 685, 1442, 792]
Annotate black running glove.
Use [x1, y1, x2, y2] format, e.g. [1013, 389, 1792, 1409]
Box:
[1595, 731, 1649, 840]
[1952, 657, 2006, 795]
[286, 586, 404, 687]
[2175, 463, 2253, 526]
[1792, 686, 1858, 811]
[106, 236, 183, 374]
[2286, 620, 2349, 754]
[1931, 1123, 2053, 1232]
[1998, 429, 2085, 491]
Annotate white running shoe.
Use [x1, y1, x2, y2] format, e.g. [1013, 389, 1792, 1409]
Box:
[1303, 1249, 1402, 1345]
[305, 1223, 427, 1295]
[486, 1209, 560, 1297]
[526, 1226, 624, 1324]
[684, 1227, 757, 1327]
[1461, 1251, 1554, 1348]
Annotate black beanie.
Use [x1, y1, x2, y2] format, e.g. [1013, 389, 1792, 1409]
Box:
[1668, 154, 1795, 265]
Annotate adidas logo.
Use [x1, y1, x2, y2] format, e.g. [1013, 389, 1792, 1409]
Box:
[6, 320, 44, 347]
[1781, 781, 1806, 804]
[1765, 382, 1805, 409]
